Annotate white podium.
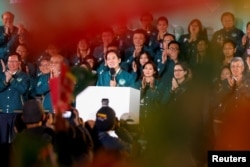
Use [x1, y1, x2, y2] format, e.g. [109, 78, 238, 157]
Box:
[76, 86, 140, 124]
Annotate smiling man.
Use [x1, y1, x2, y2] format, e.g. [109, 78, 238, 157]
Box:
[0, 53, 29, 144]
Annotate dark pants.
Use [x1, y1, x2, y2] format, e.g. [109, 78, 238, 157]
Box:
[0, 113, 18, 144]
[0, 143, 12, 167]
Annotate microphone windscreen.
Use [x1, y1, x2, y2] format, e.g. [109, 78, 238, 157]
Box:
[110, 68, 115, 75]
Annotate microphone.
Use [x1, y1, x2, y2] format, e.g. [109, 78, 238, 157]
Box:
[110, 68, 116, 81]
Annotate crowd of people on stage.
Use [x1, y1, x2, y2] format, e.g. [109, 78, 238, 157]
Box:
[0, 10, 250, 167]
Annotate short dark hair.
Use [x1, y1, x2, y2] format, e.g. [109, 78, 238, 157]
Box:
[221, 12, 235, 21]
[8, 52, 22, 61]
[1, 11, 14, 19]
[223, 39, 236, 48]
[196, 38, 209, 45]
[157, 16, 168, 25]
[133, 29, 147, 38]
[38, 56, 50, 66]
[140, 12, 153, 21]
[168, 40, 180, 49]
[107, 40, 119, 49]
[101, 27, 114, 35]
[105, 50, 121, 60]
[16, 43, 29, 51]
[77, 38, 89, 46]
[163, 33, 176, 41]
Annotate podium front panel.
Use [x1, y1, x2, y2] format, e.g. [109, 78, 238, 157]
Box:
[76, 86, 140, 123]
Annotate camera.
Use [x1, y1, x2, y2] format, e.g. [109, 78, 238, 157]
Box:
[62, 109, 77, 126]
[101, 98, 109, 106]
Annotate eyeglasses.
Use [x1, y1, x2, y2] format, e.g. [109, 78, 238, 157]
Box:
[16, 49, 27, 53]
[231, 65, 243, 68]
[164, 39, 172, 42]
[40, 63, 50, 67]
[223, 47, 234, 50]
[50, 61, 61, 65]
[169, 47, 179, 51]
[8, 60, 19, 63]
[174, 69, 184, 72]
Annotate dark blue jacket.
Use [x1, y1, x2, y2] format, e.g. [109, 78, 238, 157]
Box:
[35, 73, 53, 112]
[93, 45, 105, 64]
[0, 70, 29, 113]
[96, 69, 135, 87]
[211, 27, 244, 57]
[97, 131, 131, 153]
[123, 46, 155, 72]
[0, 26, 19, 61]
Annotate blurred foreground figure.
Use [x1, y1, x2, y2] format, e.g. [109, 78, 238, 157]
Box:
[12, 99, 56, 167]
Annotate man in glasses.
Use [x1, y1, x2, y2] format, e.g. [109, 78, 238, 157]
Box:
[0, 53, 29, 144]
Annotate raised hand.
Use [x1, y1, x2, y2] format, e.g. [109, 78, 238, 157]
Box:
[148, 77, 155, 89]
[161, 49, 168, 64]
[171, 77, 179, 91]
[17, 24, 25, 35]
[5, 70, 13, 83]
[227, 77, 235, 88]
[1, 59, 6, 72]
[110, 79, 117, 87]
[242, 35, 247, 46]
[132, 61, 137, 72]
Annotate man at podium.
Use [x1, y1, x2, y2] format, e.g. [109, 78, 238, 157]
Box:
[96, 50, 135, 87]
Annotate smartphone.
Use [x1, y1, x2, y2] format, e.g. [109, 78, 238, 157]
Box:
[62, 111, 72, 118]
